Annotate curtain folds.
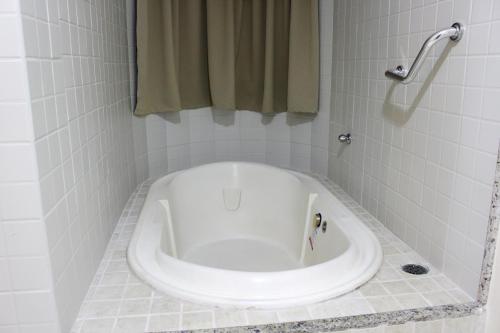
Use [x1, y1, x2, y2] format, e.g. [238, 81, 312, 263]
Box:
[135, 0, 319, 115]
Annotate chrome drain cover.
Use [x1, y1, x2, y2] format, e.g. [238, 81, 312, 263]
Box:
[402, 264, 429, 275]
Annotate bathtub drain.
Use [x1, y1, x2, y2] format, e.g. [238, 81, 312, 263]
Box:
[401, 264, 429, 275]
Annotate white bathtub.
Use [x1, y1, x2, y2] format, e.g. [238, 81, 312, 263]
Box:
[127, 162, 382, 308]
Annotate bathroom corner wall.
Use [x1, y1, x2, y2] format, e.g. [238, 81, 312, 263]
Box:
[328, 0, 500, 296]
[1, 0, 139, 332]
[311, 0, 334, 176]
[133, 0, 333, 180]
[0, 1, 61, 332]
[126, 0, 148, 184]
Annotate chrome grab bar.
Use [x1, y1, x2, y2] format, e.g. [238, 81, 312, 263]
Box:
[385, 22, 464, 84]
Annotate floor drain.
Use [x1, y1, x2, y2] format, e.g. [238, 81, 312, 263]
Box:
[402, 264, 429, 275]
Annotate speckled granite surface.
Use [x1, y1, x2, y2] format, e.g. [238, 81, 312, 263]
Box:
[477, 145, 500, 306]
[160, 304, 483, 333]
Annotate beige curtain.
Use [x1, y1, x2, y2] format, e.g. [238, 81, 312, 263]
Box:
[135, 0, 319, 115]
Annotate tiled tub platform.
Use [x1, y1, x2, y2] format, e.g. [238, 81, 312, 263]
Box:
[70, 178, 478, 333]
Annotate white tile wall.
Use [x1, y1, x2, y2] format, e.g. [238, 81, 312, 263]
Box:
[143, 110, 319, 179]
[0, 0, 61, 331]
[311, 0, 334, 176]
[16, 0, 139, 331]
[131, 0, 334, 180]
[0, 0, 140, 331]
[328, 0, 500, 297]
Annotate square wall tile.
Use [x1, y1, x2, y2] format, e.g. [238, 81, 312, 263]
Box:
[9, 257, 51, 290]
[0, 0, 18, 13]
[0, 293, 17, 325]
[0, 60, 28, 101]
[0, 15, 23, 57]
[0, 183, 42, 220]
[0, 103, 33, 142]
[0, 259, 12, 291]
[3, 221, 48, 257]
[14, 292, 58, 324]
[0, 144, 38, 182]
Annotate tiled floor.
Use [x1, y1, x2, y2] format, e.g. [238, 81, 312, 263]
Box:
[70, 177, 473, 333]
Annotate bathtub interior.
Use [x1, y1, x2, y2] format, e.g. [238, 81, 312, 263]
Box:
[154, 163, 350, 272]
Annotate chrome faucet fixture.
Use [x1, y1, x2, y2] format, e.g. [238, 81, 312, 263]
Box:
[338, 133, 351, 144]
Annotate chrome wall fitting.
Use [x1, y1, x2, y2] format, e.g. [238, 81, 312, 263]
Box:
[314, 213, 322, 228]
[338, 133, 351, 144]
